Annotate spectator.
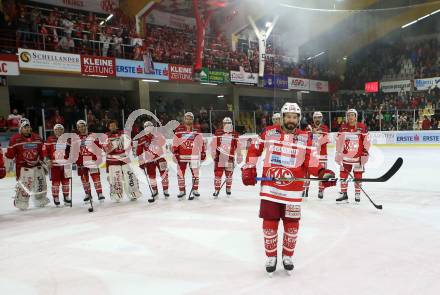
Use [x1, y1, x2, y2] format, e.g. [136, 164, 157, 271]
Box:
[59, 35, 75, 53]
[422, 115, 431, 130]
[7, 109, 22, 130]
[51, 110, 65, 126]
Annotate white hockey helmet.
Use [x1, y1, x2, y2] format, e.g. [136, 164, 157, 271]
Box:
[313, 111, 323, 118]
[281, 102, 301, 121]
[184, 112, 194, 119]
[144, 121, 154, 128]
[19, 118, 30, 131]
[346, 109, 358, 119]
[223, 117, 232, 124]
[54, 124, 64, 130]
[76, 120, 87, 127]
[272, 113, 281, 120]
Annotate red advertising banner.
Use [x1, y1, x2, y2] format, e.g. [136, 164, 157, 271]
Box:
[81, 55, 116, 77]
[365, 81, 379, 93]
[169, 64, 193, 81]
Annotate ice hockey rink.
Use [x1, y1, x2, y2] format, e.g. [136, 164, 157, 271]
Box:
[0, 145, 439, 295]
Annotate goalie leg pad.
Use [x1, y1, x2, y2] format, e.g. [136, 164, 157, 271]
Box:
[108, 165, 124, 201]
[33, 166, 49, 207]
[122, 164, 142, 199]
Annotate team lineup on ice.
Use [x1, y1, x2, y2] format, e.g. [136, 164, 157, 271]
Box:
[1, 104, 439, 294]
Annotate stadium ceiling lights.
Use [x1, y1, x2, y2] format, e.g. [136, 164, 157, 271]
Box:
[217, 95, 225, 98]
[201, 82, 218, 86]
[142, 79, 160, 83]
[401, 9, 440, 29]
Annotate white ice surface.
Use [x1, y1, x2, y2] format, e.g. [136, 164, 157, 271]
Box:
[0, 146, 439, 295]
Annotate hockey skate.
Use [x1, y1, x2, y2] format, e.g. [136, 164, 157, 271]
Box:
[98, 193, 105, 203]
[226, 189, 231, 196]
[163, 190, 170, 198]
[302, 189, 309, 198]
[355, 192, 361, 203]
[213, 191, 219, 199]
[177, 191, 186, 200]
[318, 190, 324, 199]
[83, 194, 92, 204]
[53, 197, 61, 207]
[265, 256, 277, 276]
[336, 192, 349, 203]
[148, 190, 158, 203]
[282, 255, 294, 274]
[193, 190, 200, 198]
[63, 195, 72, 207]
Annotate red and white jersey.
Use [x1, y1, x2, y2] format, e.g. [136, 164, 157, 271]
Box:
[136, 132, 167, 165]
[172, 125, 205, 162]
[211, 128, 240, 162]
[309, 123, 329, 158]
[6, 133, 44, 168]
[43, 135, 71, 166]
[336, 122, 370, 164]
[247, 125, 323, 205]
[73, 133, 103, 167]
[104, 130, 131, 166]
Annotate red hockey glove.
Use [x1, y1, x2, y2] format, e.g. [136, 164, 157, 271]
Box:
[241, 164, 257, 186]
[318, 168, 336, 188]
[201, 151, 206, 161]
[0, 166, 6, 179]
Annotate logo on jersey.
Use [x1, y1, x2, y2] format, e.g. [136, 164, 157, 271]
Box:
[266, 167, 294, 187]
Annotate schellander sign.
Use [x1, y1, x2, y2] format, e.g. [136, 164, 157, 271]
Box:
[18, 48, 81, 74]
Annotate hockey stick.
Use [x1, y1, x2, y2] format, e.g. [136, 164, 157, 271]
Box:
[142, 167, 155, 203]
[345, 169, 382, 210]
[214, 179, 227, 197]
[256, 157, 403, 183]
[70, 176, 73, 208]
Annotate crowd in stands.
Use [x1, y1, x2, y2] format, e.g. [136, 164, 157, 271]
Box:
[0, 0, 139, 58]
[344, 36, 440, 90]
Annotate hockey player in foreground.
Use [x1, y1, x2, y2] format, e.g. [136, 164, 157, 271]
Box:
[211, 117, 242, 198]
[44, 124, 72, 207]
[6, 119, 50, 210]
[105, 120, 142, 202]
[302, 111, 330, 199]
[74, 120, 106, 204]
[241, 103, 336, 275]
[172, 112, 206, 200]
[335, 109, 370, 203]
[137, 121, 169, 202]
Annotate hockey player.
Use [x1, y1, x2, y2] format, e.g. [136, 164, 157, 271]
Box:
[137, 121, 169, 202]
[0, 143, 6, 180]
[335, 109, 370, 203]
[104, 120, 142, 202]
[44, 124, 72, 206]
[6, 119, 50, 210]
[74, 120, 105, 203]
[302, 111, 330, 199]
[211, 117, 242, 198]
[272, 113, 281, 126]
[172, 112, 206, 200]
[241, 103, 335, 274]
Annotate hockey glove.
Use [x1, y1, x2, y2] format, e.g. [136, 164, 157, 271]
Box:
[318, 168, 336, 188]
[241, 164, 257, 186]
